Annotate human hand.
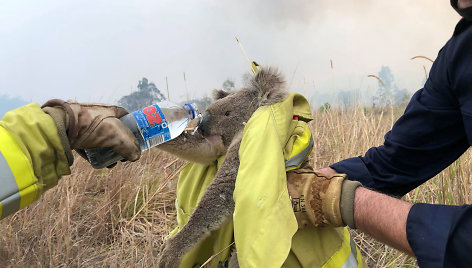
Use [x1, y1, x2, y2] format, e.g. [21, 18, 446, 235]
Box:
[42, 99, 141, 165]
[287, 165, 361, 228]
[316, 166, 338, 177]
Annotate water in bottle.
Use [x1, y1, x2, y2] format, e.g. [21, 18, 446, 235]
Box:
[85, 101, 200, 169]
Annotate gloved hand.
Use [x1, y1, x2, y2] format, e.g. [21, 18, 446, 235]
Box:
[41, 99, 141, 166]
[287, 165, 361, 229]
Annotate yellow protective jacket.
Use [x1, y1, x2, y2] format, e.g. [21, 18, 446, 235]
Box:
[0, 103, 70, 219]
[170, 94, 363, 267]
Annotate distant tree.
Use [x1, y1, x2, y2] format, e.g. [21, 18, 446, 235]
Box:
[319, 102, 331, 112]
[118, 78, 166, 111]
[373, 66, 412, 107]
[379, 66, 395, 89]
[222, 79, 235, 91]
[374, 66, 395, 107]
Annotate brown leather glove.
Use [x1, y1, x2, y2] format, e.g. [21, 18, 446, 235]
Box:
[287, 165, 361, 229]
[41, 99, 141, 166]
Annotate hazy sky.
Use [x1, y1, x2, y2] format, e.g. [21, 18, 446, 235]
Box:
[0, 0, 461, 105]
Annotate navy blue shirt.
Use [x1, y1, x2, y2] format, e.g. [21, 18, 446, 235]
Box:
[331, 19, 472, 267]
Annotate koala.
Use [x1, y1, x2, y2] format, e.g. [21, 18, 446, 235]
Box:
[156, 67, 287, 268]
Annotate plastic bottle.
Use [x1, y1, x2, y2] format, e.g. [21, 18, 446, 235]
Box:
[85, 101, 200, 169]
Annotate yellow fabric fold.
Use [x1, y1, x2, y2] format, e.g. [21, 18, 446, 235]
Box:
[234, 94, 312, 267]
[0, 103, 70, 218]
[169, 156, 234, 268]
[170, 94, 362, 267]
[1, 103, 70, 195]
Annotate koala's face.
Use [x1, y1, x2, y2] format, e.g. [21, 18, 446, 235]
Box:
[199, 88, 259, 147]
[198, 67, 287, 149]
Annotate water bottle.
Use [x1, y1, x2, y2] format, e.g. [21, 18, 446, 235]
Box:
[85, 101, 200, 169]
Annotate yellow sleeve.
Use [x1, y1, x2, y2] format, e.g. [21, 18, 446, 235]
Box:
[0, 103, 71, 219]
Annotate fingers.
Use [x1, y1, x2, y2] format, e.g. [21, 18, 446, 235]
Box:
[316, 167, 338, 177]
[109, 119, 141, 161]
[68, 103, 140, 166]
[93, 118, 141, 162]
[113, 106, 129, 119]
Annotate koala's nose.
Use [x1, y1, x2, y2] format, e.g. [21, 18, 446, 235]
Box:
[198, 112, 211, 136]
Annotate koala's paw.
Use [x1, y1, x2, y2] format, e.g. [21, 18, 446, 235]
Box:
[157, 239, 183, 268]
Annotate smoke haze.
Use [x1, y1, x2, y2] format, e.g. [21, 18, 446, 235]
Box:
[0, 0, 461, 106]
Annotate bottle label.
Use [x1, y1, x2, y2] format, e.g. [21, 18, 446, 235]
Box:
[132, 104, 171, 149]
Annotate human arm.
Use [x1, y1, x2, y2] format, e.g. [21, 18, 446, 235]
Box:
[354, 188, 472, 266]
[288, 167, 413, 255]
[316, 167, 413, 255]
[288, 168, 472, 266]
[0, 103, 70, 219]
[292, 18, 472, 268]
[353, 187, 413, 255]
[329, 21, 472, 196]
[329, 20, 472, 267]
[329, 78, 470, 196]
[0, 100, 140, 219]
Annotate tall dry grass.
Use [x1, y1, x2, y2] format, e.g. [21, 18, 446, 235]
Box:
[0, 104, 470, 267]
[0, 151, 182, 267]
[310, 105, 472, 267]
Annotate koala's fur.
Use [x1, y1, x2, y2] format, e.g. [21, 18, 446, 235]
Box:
[156, 67, 287, 268]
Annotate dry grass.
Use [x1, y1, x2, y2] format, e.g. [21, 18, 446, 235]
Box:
[310, 105, 472, 267]
[1, 104, 471, 267]
[0, 151, 183, 267]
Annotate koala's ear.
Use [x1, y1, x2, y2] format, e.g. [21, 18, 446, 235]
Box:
[212, 89, 230, 100]
[250, 67, 288, 106]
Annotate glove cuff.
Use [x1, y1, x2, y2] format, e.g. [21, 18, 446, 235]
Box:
[41, 106, 74, 166]
[340, 180, 362, 228]
[322, 174, 345, 227]
[42, 99, 78, 143]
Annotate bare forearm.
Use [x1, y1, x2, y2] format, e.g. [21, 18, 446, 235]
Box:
[354, 187, 414, 256]
[318, 167, 414, 255]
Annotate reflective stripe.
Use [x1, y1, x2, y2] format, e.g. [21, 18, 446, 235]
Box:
[1, 193, 20, 219]
[285, 134, 314, 171]
[282, 123, 363, 267]
[0, 125, 38, 219]
[341, 236, 359, 268]
[0, 152, 19, 202]
[322, 228, 361, 268]
[0, 152, 21, 219]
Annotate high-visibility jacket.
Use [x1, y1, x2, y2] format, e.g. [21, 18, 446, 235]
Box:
[169, 94, 363, 267]
[0, 103, 70, 219]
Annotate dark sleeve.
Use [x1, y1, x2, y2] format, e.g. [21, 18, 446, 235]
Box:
[331, 25, 472, 196]
[406, 204, 472, 267]
[442, 205, 472, 267]
[331, 82, 469, 197]
[334, 21, 472, 267]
